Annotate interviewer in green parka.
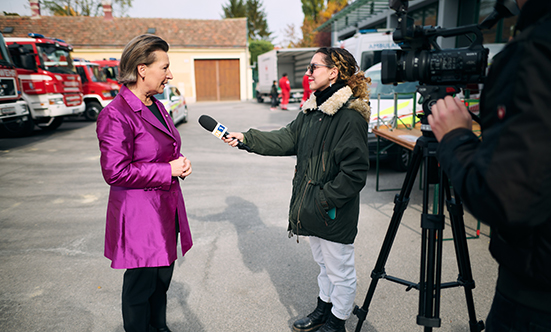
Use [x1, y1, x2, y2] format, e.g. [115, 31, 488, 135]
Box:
[223, 47, 371, 332]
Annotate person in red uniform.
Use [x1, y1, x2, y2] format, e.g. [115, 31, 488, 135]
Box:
[301, 74, 312, 107]
[279, 73, 291, 110]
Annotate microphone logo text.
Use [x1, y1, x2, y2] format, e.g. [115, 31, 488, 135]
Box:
[212, 123, 227, 139]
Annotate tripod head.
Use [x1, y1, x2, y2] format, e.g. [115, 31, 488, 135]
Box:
[416, 85, 461, 137]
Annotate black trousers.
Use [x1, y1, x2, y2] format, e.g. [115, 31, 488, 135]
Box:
[122, 263, 175, 332]
[486, 289, 551, 332]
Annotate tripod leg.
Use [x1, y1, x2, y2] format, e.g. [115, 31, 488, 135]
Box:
[418, 226, 442, 332]
[353, 142, 424, 332]
[443, 176, 485, 332]
[417, 146, 444, 331]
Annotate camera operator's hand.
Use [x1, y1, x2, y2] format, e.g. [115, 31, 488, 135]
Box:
[428, 96, 473, 142]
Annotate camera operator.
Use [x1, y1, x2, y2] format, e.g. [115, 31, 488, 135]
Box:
[427, 0, 551, 330]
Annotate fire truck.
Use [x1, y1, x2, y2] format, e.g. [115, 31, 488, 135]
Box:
[5, 33, 85, 131]
[92, 58, 120, 87]
[0, 33, 33, 137]
[73, 58, 119, 121]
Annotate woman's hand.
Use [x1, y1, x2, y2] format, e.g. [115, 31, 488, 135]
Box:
[169, 156, 192, 178]
[221, 132, 244, 147]
[428, 96, 473, 142]
[180, 157, 192, 178]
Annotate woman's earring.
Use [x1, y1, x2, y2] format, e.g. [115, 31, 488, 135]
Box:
[329, 82, 332, 88]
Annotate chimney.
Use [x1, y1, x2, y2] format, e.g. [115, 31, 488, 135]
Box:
[102, 0, 113, 20]
[29, 0, 40, 18]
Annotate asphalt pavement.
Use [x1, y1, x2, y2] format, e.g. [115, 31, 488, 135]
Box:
[0, 100, 498, 332]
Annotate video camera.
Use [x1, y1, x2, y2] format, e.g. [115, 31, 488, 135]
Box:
[381, 0, 520, 130]
[382, 0, 488, 86]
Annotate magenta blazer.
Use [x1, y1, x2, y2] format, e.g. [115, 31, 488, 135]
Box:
[96, 85, 192, 269]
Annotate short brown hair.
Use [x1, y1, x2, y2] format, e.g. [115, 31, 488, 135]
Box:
[118, 34, 169, 86]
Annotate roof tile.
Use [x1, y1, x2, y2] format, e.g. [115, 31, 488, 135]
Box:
[0, 16, 248, 49]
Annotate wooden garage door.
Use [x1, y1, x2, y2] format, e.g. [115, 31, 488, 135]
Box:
[195, 59, 240, 101]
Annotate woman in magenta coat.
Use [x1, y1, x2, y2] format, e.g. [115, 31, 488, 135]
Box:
[96, 34, 192, 332]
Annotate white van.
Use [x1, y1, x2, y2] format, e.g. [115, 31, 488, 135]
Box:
[339, 30, 400, 71]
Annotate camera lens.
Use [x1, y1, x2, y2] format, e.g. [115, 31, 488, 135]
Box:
[382, 47, 488, 85]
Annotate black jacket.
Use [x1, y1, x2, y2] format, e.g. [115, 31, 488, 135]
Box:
[271, 84, 278, 98]
[436, 0, 551, 310]
[243, 86, 371, 244]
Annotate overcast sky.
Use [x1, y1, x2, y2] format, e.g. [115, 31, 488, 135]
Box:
[2, 0, 304, 46]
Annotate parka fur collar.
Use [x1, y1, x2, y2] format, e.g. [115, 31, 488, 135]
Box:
[302, 85, 371, 122]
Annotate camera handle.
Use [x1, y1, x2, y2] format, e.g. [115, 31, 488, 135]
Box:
[416, 85, 461, 136]
[416, 85, 481, 135]
[352, 134, 485, 332]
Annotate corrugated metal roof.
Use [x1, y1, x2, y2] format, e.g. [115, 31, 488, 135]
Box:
[317, 0, 390, 32]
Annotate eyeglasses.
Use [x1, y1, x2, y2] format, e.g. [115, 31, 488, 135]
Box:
[306, 63, 331, 73]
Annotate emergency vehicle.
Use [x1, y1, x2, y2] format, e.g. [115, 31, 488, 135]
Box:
[339, 29, 400, 71]
[92, 58, 120, 88]
[73, 58, 119, 121]
[0, 33, 33, 137]
[6, 33, 85, 131]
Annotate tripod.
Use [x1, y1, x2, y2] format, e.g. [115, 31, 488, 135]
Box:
[353, 129, 485, 332]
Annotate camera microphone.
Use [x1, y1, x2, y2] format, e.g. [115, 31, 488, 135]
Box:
[198, 115, 252, 152]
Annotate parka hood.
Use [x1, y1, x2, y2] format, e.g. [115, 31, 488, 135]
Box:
[302, 85, 371, 122]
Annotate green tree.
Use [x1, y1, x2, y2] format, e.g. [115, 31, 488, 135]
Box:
[301, 0, 325, 23]
[248, 39, 273, 66]
[222, 0, 246, 18]
[299, 0, 347, 47]
[246, 0, 270, 40]
[249, 39, 273, 88]
[42, 0, 133, 17]
[222, 0, 271, 40]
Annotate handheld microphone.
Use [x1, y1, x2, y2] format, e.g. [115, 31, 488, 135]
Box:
[198, 115, 252, 152]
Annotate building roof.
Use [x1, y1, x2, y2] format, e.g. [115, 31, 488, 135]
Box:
[316, 0, 390, 33]
[0, 16, 248, 49]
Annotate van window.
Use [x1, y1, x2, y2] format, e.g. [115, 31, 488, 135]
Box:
[8, 44, 34, 69]
[88, 65, 106, 82]
[0, 42, 11, 65]
[102, 66, 118, 80]
[170, 87, 180, 98]
[36, 43, 75, 74]
[76, 66, 88, 83]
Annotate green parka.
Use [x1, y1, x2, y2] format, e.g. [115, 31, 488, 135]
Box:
[243, 86, 371, 244]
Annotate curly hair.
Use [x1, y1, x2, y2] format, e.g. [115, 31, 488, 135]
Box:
[315, 47, 371, 101]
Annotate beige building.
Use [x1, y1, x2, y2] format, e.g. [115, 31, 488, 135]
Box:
[0, 1, 252, 103]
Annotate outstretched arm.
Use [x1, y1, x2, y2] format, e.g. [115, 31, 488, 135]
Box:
[222, 132, 244, 148]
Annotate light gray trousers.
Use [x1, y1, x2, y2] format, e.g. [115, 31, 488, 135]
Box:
[309, 236, 356, 320]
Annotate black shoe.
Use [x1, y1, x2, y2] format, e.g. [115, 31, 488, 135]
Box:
[292, 297, 332, 332]
[318, 312, 346, 332]
[149, 326, 172, 332]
